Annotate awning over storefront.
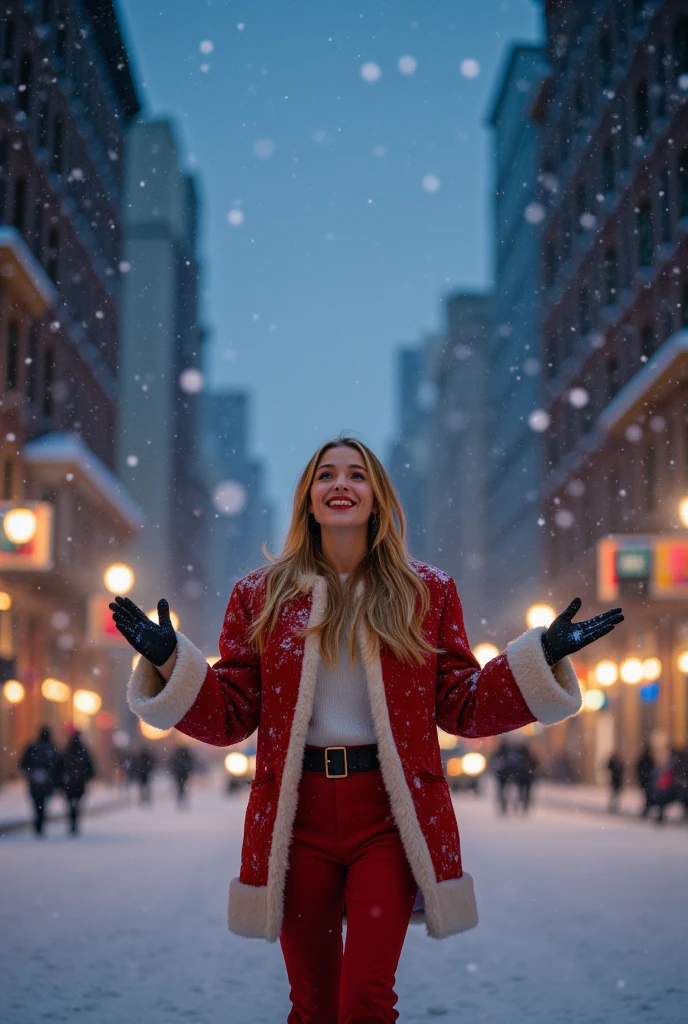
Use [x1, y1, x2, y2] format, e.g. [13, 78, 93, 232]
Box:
[599, 330, 688, 437]
[22, 432, 145, 533]
[0, 226, 57, 317]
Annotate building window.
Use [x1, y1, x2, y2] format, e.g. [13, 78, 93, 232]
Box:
[635, 81, 649, 139]
[37, 102, 49, 150]
[26, 322, 39, 405]
[33, 200, 43, 259]
[42, 348, 55, 418]
[41, 0, 54, 23]
[607, 355, 620, 398]
[633, 1, 646, 27]
[641, 324, 655, 361]
[604, 249, 618, 305]
[18, 53, 32, 115]
[580, 285, 591, 336]
[658, 168, 671, 243]
[545, 241, 557, 288]
[643, 444, 657, 513]
[6, 321, 19, 391]
[2, 458, 14, 500]
[12, 177, 27, 235]
[46, 227, 59, 283]
[576, 183, 587, 233]
[680, 151, 688, 218]
[51, 116, 63, 175]
[656, 44, 667, 119]
[574, 84, 586, 133]
[674, 17, 688, 80]
[55, 10, 67, 61]
[619, 96, 630, 170]
[683, 284, 688, 327]
[602, 143, 615, 194]
[616, 6, 628, 58]
[0, 18, 15, 87]
[600, 33, 612, 88]
[637, 204, 653, 267]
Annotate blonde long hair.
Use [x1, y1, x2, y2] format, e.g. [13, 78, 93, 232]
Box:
[249, 435, 437, 667]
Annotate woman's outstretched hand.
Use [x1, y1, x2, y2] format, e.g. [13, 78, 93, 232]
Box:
[109, 596, 177, 667]
[541, 598, 624, 666]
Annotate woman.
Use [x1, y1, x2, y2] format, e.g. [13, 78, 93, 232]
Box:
[112, 436, 623, 1023]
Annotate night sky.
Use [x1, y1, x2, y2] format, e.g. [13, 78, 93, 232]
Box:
[117, 0, 540, 537]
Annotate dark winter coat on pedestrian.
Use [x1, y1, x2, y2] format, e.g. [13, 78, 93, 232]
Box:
[169, 746, 193, 781]
[19, 729, 62, 797]
[61, 735, 95, 798]
[127, 562, 582, 942]
[636, 749, 655, 790]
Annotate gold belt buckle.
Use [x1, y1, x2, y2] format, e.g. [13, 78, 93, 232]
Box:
[325, 746, 348, 778]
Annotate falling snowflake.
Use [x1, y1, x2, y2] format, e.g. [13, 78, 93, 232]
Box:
[524, 202, 546, 224]
[51, 611, 70, 630]
[397, 55, 417, 75]
[311, 129, 328, 144]
[227, 209, 244, 226]
[422, 174, 440, 193]
[579, 212, 597, 230]
[445, 409, 469, 433]
[253, 138, 276, 159]
[568, 387, 589, 408]
[199, 40, 214, 54]
[372, 144, 386, 157]
[528, 409, 551, 432]
[567, 478, 586, 498]
[95, 310, 104, 320]
[179, 368, 204, 394]
[679, 74, 688, 90]
[119, 261, 131, 273]
[453, 343, 472, 361]
[360, 62, 382, 83]
[460, 58, 480, 78]
[649, 415, 667, 433]
[555, 509, 575, 529]
[126, 455, 139, 467]
[625, 424, 643, 443]
[213, 480, 248, 516]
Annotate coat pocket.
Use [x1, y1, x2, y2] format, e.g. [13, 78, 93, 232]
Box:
[250, 771, 275, 789]
[420, 769, 447, 784]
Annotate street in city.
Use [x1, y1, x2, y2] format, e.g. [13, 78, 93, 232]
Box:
[2, 782, 686, 1024]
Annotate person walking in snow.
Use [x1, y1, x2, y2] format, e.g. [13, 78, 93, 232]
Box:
[135, 746, 156, 805]
[636, 744, 655, 818]
[607, 752, 624, 813]
[19, 726, 63, 836]
[169, 745, 194, 806]
[111, 436, 624, 1023]
[60, 731, 95, 834]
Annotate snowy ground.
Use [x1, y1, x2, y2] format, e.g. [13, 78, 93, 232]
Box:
[2, 779, 686, 1023]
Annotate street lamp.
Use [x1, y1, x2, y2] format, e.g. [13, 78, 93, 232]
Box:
[103, 563, 135, 595]
[678, 650, 688, 673]
[583, 688, 605, 711]
[0, 591, 12, 610]
[641, 657, 662, 682]
[41, 678, 70, 702]
[473, 642, 499, 667]
[526, 603, 556, 629]
[594, 660, 618, 686]
[679, 497, 688, 528]
[2, 679, 25, 704]
[620, 657, 644, 684]
[3, 507, 38, 545]
[73, 689, 102, 715]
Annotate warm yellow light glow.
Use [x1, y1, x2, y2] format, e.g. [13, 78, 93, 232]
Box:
[225, 752, 249, 775]
[620, 657, 644, 684]
[0, 591, 12, 610]
[446, 757, 463, 777]
[462, 752, 487, 776]
[678, 650, 688, 673]
[594, 660, 618, 687]
[146, 607, 180, 631]
[642, 657, 662, 682]
[139, 721, 172, 740]
[473, 642, 499, 668]
[103, 563, 135, 595]
[41, 677, 70, 702]
[2, 679, 25, 704]
[583, 688, 605, 711]
[526, 603, 556, 629]
[679, 497, 688, 528]
[73, 689, 102, 715]
[437, 728, 459, 750]
[3, 507, 38, 544]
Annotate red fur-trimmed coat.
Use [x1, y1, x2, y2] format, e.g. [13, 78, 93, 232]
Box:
[128, 561, 581, 941]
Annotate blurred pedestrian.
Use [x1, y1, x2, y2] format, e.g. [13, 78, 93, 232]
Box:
[607, 752, 624, 813]
[60, 732, 95, 834]
[491, 740, 515, 814]
[169, 745, 194, 806]
[514, 744, 539, 813]
[18, 726, 62, 836]
[635, 744, 655, 818]
[136, 746, 156, 804]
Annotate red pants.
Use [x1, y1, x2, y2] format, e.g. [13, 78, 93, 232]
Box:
[280, 764, 417, 1024]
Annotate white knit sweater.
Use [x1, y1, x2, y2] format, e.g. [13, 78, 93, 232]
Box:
[306, 577, 376, 748]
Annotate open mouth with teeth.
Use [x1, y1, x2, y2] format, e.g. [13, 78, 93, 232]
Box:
[326, 498, 356, 508]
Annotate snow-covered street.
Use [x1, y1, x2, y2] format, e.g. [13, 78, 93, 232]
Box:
[2, 780, 686, 1023]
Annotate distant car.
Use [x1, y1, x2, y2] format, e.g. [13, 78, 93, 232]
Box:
[224, 748, 256, 793]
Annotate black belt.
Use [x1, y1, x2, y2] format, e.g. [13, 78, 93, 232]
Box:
[303, 744, 380, 779]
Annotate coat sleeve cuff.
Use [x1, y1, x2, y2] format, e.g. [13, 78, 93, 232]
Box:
[126, 631, 209, 730]
[505, 627, 582, 725]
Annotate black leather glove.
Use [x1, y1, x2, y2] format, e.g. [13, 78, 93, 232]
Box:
[540, 597, 624, 666]
[109, 596, 177, 667]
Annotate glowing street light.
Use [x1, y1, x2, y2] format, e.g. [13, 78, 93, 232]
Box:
[642, 657, 662, 682]
[526, 603, 556, 629]
[679, 497, 688, 528]
[583, 688, 605, 711]
[620, 657, 644, 685]
[678, 650, 688, 673]
[225, 752, 249, 775]
[2, 680, 25, 704]
[73, 689, 102, 715]
[3, 507, 38, 545]
[473, 642, 499, 667]
[594, 660, 618, 687]
[0, 591, 12, 610]
[41, 678, 71, 702]
[104, 563, 135, 595]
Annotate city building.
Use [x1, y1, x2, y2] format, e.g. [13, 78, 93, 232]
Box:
[0, 0, 142, 781]
[533, 0, 688, 778]
[485, 43, 546, 642]
[387, 344, 432, 558]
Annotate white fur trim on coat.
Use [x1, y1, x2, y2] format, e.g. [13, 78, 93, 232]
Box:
[506, 627, 582, 725]
[228, 877, 268, 939]
[126, 632, 209, 730]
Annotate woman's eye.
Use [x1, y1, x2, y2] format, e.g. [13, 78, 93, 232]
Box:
[318, 472, 332, 480]
[351, 472, 365, 480]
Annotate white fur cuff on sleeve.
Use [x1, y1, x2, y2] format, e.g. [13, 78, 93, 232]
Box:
[506, 627, 582, 725]
[126, 631, 209, 730]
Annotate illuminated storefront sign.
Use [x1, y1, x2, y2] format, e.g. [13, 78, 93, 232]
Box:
[88, 594, 128, 647]
[0, 502, 53, 570]
[597, 535, 688, 600]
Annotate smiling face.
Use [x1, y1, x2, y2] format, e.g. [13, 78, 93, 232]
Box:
[308, 444, 376, 530]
